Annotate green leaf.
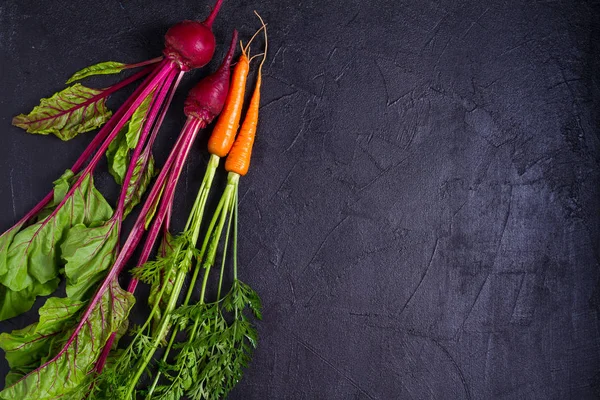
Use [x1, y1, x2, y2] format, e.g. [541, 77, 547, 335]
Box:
[66, 61, 128, 84]
[0, 278, 59, 321]
[106, 93, 153, 184]
[0, 279, 135, 400]
[148, 232, 175, 332]
[223, 280, 263, 320]
[0, 173, 112, 320]
[0, 222, 24, 278]
[106, 130, 130, 185]
[0, 296, 85, 375]
[12, 84, 113, 141]
[32, 170, 77, 223]
[61, 220, 120, 300]
[145, 182, 166, 229]
[124, 149, 156, 217]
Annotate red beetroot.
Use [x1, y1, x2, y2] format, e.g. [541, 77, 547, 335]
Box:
[163, 0, 224, 70]
[184, 29, 238, 123]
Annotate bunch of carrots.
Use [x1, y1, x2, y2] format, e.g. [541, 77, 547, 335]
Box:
[0, 3, 268, 399]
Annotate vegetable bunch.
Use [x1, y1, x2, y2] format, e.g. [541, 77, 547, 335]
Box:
[92, 19, 268, 398]
[0, 4, 270, 400]
[0, 0, 225, 321]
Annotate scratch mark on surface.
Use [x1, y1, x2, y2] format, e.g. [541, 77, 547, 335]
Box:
[238, 186, 252, 207]
[398, 238, 440, 317]
[301, 215, 350, 275]
[335, 61, 352, 82]
[9, 168, 17, 220]
[326, 46, 338, 63]
[268, 45, 284, 72]
[345, 11, 360, 27]
[375, 59, 390, 106]
[431, 338, 472, 400]
[387, 89, 413, 108]
[433, 38, 452, 70]
[268, 74, 319, 98]
[291, 332, 376, 399]
[287, 273, 296, 303]
[304, 290, 319, 308]
[510, 273, 526, 319]
[356, 153, 413, 194]
[499, 38, 535, 57]
[461, 7, 490, 38]
[270, 159, 299, 201]
[455, 271, 490, 339]
[285, 99, 312, 152]
[421, 13, 450, 51]
[260, 91, 299, 110]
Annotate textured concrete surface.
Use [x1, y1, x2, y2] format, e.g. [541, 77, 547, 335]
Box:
[0, 0, 599, 398]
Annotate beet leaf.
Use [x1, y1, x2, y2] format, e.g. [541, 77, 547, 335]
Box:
[0, 171, 112, 319]
[13, 65, 153, 141]
[66, 57, 162, 84]
[0, 279, 135, 400]
[124, 145, 157, 218]
[0, 296, 86, 385]
[0, 279, 59, 323]
[106, 93, 154, 184]
[12, 84, 113, 140]
[61, 219, 121, 300]
[66, 61, 129, 84]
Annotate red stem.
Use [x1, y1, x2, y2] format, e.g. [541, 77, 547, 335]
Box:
[0, 63, 163, 239]
[123, 56, 164, 71]
[203, 0, 224, 28]
[115, 68, 178, 214]
[36, 63, 174, 229]
[127, 118, 203, 293]
[71, 63, 165, 174]
[146, 71, 185, 149]
[19, 128, 187, 383]
[96, 118, 203, 373]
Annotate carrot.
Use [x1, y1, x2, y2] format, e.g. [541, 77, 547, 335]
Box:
[225, 14, 267, 176]
[207, 26, 264, 156]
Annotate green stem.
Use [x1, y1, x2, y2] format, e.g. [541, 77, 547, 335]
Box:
[233, 182, 239, 280]
[126, 267, 188, 398]
[145, 155, 220, 398]
[146, 175, 238, 397]
[216, 195, 235, 301]
[197, 174, 238, 303]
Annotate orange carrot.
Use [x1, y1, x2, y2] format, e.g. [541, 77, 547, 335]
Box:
[207, 25, 265, 157]
[225, 13, 268, 176]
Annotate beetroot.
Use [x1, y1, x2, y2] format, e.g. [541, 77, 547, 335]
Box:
[163, 0, 224, 70]
[184, 29, 238, 123]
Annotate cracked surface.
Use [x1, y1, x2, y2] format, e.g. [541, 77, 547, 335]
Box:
[0, 0, 599, 398]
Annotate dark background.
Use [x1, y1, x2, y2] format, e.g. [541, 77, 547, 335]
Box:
[0, 0, 599, 399]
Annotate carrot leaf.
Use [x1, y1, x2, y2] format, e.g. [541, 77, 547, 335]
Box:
[12, 84, 113, 141]
[147, 231, 175, 334]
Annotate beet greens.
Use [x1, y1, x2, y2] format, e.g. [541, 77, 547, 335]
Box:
[0, 0, 225, 320]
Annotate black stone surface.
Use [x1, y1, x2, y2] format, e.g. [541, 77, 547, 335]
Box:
[0, 1, 599, 399]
